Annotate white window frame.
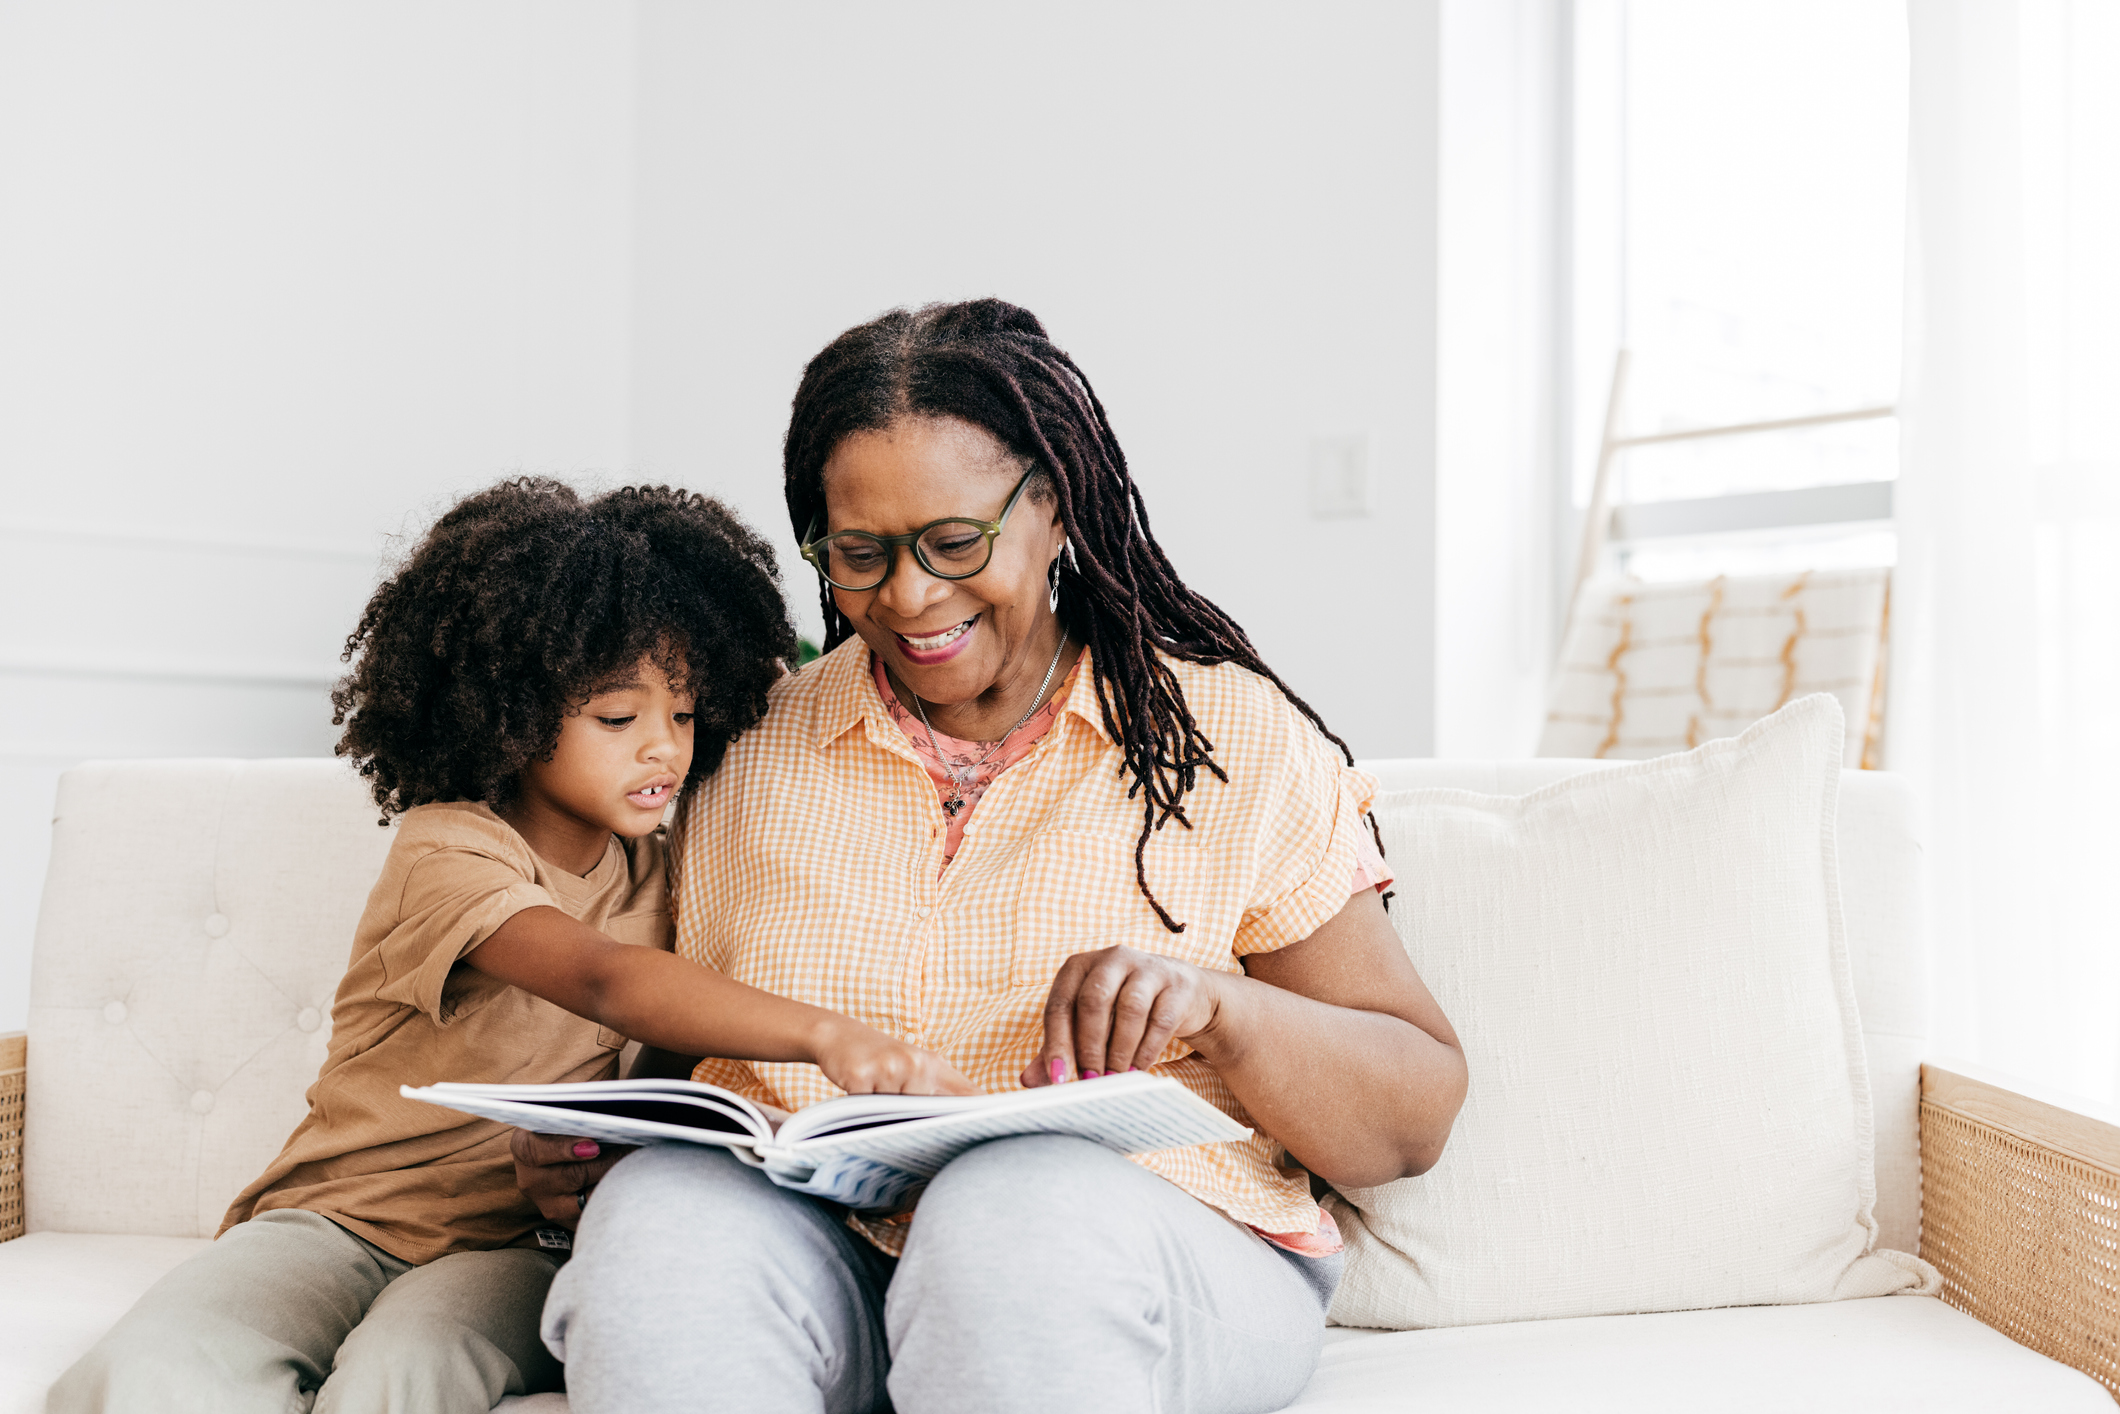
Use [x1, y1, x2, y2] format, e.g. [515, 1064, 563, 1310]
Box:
[1559, 3, 1903, 632]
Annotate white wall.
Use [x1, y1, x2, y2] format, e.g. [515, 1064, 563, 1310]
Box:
[626, 1, 1442, 761]
[0, 1, 638, 1030]
[0, 1, 1472, 1031]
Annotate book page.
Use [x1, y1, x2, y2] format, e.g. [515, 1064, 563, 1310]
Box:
[777, 1092, 995, 1144]
[401, 1079, 772, 1146]
[766, 1073, 1249, 1180]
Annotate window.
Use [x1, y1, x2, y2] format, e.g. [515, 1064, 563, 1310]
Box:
[1571, 0, 1909, 581]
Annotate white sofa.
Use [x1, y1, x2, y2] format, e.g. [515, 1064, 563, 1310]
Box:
[1, 758, 2114, 1412]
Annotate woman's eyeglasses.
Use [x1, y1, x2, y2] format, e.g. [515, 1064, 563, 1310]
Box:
[800, 466, 1037, 592]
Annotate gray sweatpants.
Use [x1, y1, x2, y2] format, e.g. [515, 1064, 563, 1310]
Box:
[47, 1207, 563, 1414]
[543, 1134, 1341, 1414]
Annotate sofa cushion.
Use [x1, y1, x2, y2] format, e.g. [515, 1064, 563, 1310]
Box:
[1330, 697, 1935, 1328]
[1290, 1295, 2112, 1411]
[500, 1299, 2110, 1413]
[1356, 761, 1928, 1258]
[7, 1243, 2102, 1414]
[26, 759, 395, 1238]
[0, 1232, 210, 1414]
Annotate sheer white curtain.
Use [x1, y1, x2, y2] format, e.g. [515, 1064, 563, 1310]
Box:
[1895, 0, 2120, 1102]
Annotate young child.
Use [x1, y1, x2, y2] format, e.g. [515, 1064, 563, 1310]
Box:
[51, 479, 972, 1414]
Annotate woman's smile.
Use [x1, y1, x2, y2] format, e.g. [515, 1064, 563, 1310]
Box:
[895, 614, 980, 664]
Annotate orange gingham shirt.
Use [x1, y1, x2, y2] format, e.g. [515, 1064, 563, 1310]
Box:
[676, 638, 1391, 1254]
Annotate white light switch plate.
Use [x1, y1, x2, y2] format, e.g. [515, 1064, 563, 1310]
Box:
[1308, 433, 1371, 518]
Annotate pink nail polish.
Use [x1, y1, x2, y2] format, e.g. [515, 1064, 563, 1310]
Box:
[1049, 1056, 1067, 1085]
[1084, 1070, 1101, 1080]
[572, 1140, 600, 1159]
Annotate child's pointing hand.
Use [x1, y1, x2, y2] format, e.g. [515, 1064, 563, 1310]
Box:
[809, 1017, 977, 1096]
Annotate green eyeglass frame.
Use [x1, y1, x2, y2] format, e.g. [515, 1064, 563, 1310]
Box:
[799, 465, 1038, 592]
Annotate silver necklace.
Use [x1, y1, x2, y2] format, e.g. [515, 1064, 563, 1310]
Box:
[909, 635, 1069, 817]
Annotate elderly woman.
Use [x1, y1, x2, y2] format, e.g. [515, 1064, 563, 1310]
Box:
[528, 300, 1467, 1414]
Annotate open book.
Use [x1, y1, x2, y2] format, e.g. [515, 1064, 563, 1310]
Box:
[401, 1070, 1250, 1212]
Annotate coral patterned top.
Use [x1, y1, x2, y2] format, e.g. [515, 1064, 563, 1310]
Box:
[676, 638, 1392, 1255]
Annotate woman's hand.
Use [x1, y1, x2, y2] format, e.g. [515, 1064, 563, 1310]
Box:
[811, 1017, 978, 1096]
[1017, 944, 1225, 1086]
[1012, 898, 1466, 1187]
[510, 1130, 634, 1230]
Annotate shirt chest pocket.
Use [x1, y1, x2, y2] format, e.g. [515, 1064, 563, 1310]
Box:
[1009, 828, 1217, 989]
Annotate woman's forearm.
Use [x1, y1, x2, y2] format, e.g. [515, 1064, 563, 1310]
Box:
[1189, 969, 1466, 1189]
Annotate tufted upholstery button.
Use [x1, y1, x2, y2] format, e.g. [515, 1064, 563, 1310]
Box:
[297, 1007, 322, 1033]
[102, 1001, 127, 1024]
[203, 913, 230, 938]
[189, 1090, 215, 1114]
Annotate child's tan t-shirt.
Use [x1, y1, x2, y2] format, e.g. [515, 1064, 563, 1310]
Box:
[219, 800, 670, 1263]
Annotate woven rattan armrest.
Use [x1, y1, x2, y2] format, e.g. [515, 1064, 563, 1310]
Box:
[0, 1032, 22, 1243]
[1920, 1060, 2120, 1401]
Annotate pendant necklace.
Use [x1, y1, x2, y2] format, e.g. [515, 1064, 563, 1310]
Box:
[909, 635, 1069, 818]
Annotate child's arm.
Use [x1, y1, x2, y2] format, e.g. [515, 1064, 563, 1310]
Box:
[465, 906, 975, 1096]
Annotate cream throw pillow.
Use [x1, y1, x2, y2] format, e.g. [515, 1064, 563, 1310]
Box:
[1328, 695, 1937, 1329]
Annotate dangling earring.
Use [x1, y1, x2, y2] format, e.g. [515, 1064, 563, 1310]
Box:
[1048, 556, 1062, 614]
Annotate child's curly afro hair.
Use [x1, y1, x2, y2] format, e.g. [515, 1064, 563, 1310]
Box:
[333, 477, 798, 821]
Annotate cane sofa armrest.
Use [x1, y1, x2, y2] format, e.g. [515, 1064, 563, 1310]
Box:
[0, 1032, 22, 1243]
[1920, 1061, 2120, 1402]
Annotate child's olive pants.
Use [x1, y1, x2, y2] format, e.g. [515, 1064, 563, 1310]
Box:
[46, 1207, 562, 1414]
